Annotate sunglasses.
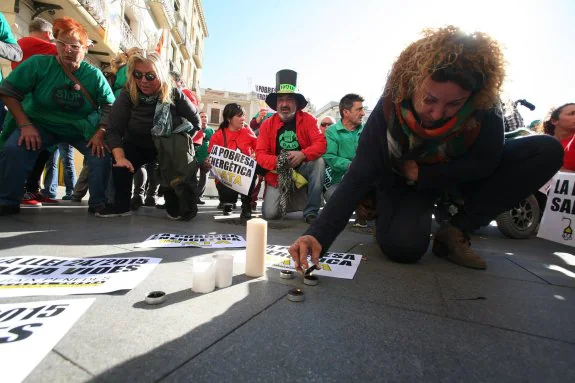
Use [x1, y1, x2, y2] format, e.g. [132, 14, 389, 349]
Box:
[133, 70, 157, 81]
[320, 122, 333, 127]
[56, 39, 84, 52]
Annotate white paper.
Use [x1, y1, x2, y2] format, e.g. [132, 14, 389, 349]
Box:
[538, 172, 575, 247]
[137, 233, 246, 248]
[0, 298, 94, 383]
[208, 145, 256, 195]
[265, 245, 362, 280]
[0, 256, 160, 297]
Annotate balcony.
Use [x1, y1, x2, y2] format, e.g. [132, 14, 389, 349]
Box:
[171, 13, 186, 44]
[193, 44, 203, 68]
[147, 0, 176, 29]
[119, 20, 142, 52]
[77, 0, 107, 27]
[180, 39, 193, 59]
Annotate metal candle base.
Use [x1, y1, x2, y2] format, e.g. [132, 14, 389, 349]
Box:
[280, 270, 295, 279]
[303, 275, 319, 286]
[287, 288, 305, 302]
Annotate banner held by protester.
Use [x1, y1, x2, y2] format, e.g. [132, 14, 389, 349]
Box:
[209, 145, 256, 195]
[538, 172, 575, 247]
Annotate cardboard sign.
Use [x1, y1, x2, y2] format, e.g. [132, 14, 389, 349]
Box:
[265, 245, 362, 279]
[0, 256, 160, 297]
[137, 233, 246, 248]
[209, 145, 256, 195]
[538, 172, 575, 246]
[0, 298, 94, 383]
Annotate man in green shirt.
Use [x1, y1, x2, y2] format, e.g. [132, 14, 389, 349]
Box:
[323, 93, 366, 225]
[195, 111, 215, 204]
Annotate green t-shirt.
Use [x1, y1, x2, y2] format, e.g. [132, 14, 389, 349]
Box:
[113, 65, 127, 98]
[0, 12, 17, 82]
[2, 55, 115, 141]
[195, 126, 215, 163]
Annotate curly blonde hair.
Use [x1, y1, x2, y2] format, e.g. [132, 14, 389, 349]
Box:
[385, 26, 506, 110]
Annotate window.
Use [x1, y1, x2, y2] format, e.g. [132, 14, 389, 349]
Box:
[210, 108, 220, 124]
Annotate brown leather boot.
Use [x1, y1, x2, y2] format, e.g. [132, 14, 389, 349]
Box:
[432, 224, 487, 269]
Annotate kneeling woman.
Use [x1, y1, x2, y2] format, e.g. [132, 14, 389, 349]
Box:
[540, 103, 575, 170]
[208, 103, 265, 219]
[99, 51, 200, 219]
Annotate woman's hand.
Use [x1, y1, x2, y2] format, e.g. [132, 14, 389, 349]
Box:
[288, 235, 322, 273]
[113, 158, 135, 173]
[87, 129, 109, 158]
[18, 125, 42, 151]
[400, 160, 419, 182]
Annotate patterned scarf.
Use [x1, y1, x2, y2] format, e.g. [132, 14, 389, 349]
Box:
[384, 93, 482, 164]
[276, 150, 295, 218]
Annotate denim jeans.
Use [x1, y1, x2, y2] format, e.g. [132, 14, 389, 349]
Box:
[262, 158, 325, 219]
[0, 128, 111, 208]
[42, 144, 77, 198]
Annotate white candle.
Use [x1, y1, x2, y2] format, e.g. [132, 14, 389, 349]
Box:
[214, 253, 234, 288]
[192, 256, 216, 293]
[245, 218, 267, 277]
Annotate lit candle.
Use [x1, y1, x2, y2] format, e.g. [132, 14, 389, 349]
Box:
[192, 256, 216, 293]
[214, 253, 234, 288]
[245, 218, 267, 277]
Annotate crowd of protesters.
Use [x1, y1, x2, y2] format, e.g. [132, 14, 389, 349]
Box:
[1, 15, 573, 270]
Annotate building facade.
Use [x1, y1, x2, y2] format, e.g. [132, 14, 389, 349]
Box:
[0, 0, 208, 91]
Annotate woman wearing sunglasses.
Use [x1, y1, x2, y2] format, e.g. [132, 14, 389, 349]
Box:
[0, 17, 115, 216]
[98, 51, 201, 220]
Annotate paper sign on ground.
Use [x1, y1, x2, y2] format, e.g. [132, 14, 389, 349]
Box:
[0, 256, 160, 297]
[0, 298, 94, 383]
[209, 145, 256, 195]
[265, 245, 362, 279]
[137, 233, 246, 248]
[538, 171, 575, 247]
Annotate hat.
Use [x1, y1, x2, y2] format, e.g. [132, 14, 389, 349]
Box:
[265, 69, 308, 111]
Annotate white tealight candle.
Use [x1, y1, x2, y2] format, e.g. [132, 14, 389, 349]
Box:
[245, 218, 267, 277]
[214, 253, 234, 288]
[191, 256, 216, 293]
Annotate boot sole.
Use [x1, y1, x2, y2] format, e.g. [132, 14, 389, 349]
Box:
[95, 211, 132, 218]
[432, 240, 487, 270]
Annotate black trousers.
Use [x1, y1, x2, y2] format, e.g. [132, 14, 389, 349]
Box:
[25, 150, 51, 193]
[375, 135, 563, 263]
[112, 142, 157, 212]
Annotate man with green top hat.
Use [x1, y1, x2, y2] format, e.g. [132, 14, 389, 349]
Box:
[255, 69, 326, 223]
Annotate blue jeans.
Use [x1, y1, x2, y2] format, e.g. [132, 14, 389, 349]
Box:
[262, 158, 325, 219]
[0, 129, 110, 208]
[42, 144, 77, 198]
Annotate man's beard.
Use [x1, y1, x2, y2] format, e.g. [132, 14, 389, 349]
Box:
[278, 110, 296, 122]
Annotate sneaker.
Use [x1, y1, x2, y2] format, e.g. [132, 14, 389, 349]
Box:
[62, 194, 73, 201]
[34, 192, 59, 205]
[95, 206, 131, 218]
[223, 204, 233, 216]
[240, 204, 252, 220]
[432, 223, 486, 270]
[166, 212, 182, 220]
[144, 197, 156, 207]
[0, 205, 20, 216]
[70, 195, 83, 202]
[305, 214, 318, 224]
[217, 202, 224, 209]
[21, 192, 42, 207]
[353, 219, 368, 228]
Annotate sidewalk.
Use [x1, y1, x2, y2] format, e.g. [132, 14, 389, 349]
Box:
[1, 196, 574, 382]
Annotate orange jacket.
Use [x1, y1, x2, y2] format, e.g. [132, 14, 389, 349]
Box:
[256, 111, 326, 187]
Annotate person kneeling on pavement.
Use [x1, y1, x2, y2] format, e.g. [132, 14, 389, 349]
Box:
[289, 26, 563, 270]
[255, 69, 326, 223]
[99, 51, 200, 220]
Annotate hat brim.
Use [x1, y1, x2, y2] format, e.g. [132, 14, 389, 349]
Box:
[265, 93, 308, 111]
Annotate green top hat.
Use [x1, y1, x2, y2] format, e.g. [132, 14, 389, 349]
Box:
[265, 69, 308, 111]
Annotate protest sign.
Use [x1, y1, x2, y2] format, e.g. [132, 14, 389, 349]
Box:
[209, 145, 257, 195]
[255, 84, 274, 101]
[538, 172, 575, 247]
[265, 245, 362, 279]
[0, 298, 94, 383]
[137, 233, 246, 248]
[0, 256, 160, 297]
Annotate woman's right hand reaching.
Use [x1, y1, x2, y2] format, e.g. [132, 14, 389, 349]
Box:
[288, 235, 322, 273]
[113, 158, 134, 173]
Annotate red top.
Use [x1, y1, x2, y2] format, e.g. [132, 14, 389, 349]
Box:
[182, 88, 199, 107]
[255, 111, 326, 187]
[11, 36, 58, 69]
[561, 134, 575, 171]
[209, 126, 257, 157]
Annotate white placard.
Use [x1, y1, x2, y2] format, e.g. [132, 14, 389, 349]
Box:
[0, 256, 161, 297]
[538, 171, 575, 246]
[208, 145, 256, 195]
[265, 245, 362, 279]
[137, 233, 246, 248]
[0, 298, 94, 383]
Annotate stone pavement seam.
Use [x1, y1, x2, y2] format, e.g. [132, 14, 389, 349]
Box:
[52, 349, 96, 379]
[505, 256, 553, 285]
[156, 292, 287, 383]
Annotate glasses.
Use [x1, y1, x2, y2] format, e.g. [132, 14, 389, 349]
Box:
[56, 39, 83, 52]
[320, 122, 333, 127]
[133, 70, 157, 81]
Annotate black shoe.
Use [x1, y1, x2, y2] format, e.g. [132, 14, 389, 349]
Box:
[180, 210, 198, 221]
[131, 197, 143, 211]
[233, 204, 237, 209]
[196, 199, 206, 205]
[223, 204, 233, 215]
[88, 205, 107, 215]
[240, 204, 252, 220]
[0, 205, 20, 216]
[156, 203, 166, 210]
[144, 197, 156, 207]
[305, 214, 318, 224]
[95, 205, 131, 218]
[217, 202, 224, 209]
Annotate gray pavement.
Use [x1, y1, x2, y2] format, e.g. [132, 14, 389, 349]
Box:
[1, 195, 574, 382]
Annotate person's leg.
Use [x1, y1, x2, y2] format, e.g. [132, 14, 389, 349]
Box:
[144, 161, 159, 205]
[41, 149, 59, 198]
[216, 182, 238, 215]
[25, 150, 51, 194]
[296, 158, 325, 218]
[262, 184, 283, 220]
[323, 183, 339, 202]
[250, 175, 263, 210]
[196, 165, 208, 202]
[72, 141, 111, 211]
[71, 160, 89, 201]
[375, 185, 437, 264]
[0, 129, 57, 213]
[131, 166, 146, 209]
[59, 144, 77, 198]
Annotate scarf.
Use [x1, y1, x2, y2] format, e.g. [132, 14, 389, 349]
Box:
[276, 150, 295, 218]
[384, 93, 482, 164]
[149, 94, 195, 137]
